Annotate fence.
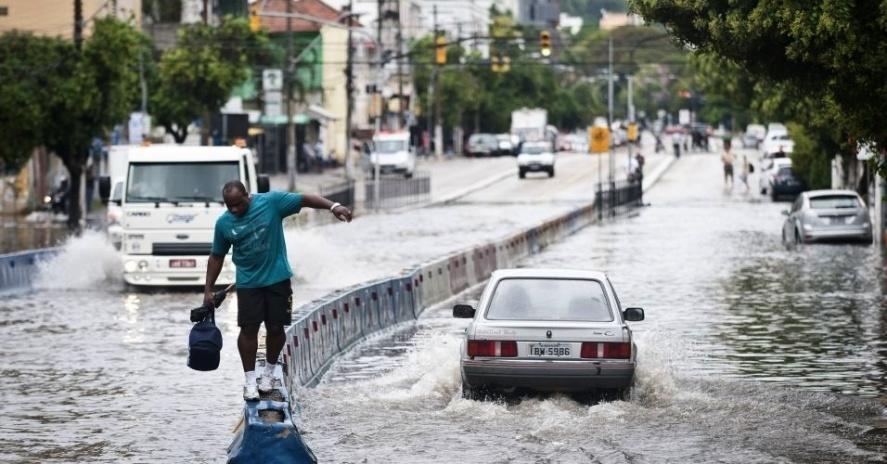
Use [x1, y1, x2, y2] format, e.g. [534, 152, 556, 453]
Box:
[595, 180, 643, 219]
[319, 180, 355, 208]
[364, 172, 431, 209]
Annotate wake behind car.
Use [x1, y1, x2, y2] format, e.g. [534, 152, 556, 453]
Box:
[782, 190, 872, 244]
[453, 269, 644, 400]
[517, 141, 555, 178]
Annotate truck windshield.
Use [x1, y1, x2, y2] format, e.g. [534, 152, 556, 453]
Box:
[126, 162, 239, 203]
[375, 140, 408, 153]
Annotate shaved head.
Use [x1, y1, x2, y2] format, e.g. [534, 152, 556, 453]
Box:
[222, 180, 250, 217]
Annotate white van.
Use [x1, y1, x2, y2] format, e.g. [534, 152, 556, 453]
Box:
[99, 145, 268, 287]
[366, 132, 416, 178]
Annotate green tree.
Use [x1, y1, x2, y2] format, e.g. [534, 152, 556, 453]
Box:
[630, 0, 887, 174]
[41, 18, 144, 229]
[151, 16, 273, 143]
[0, 33, 68, 173]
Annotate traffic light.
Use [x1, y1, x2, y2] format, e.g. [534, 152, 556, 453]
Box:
[249, 5, 261, 32]
[435, 34, 447, 65]
[540, 30, 551, 57]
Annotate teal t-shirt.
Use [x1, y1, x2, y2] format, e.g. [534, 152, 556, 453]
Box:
[211, 191, 303, 288]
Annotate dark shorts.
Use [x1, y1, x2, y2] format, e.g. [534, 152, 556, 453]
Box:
[237, 279, 293, 327]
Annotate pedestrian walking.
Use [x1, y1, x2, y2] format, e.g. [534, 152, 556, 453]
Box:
[738, 152, 750, 192]
[721, 139, 735, 189]
[202, 181, 353, 401]
[672, 133, 681, 158]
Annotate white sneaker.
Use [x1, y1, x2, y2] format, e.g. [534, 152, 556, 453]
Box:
[257, 372, 274, 393]
[243, 383, 260, 401]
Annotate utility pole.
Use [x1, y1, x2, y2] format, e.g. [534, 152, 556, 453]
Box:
[433, 5, 442, 158]
[344, 0, 355, 180]
[426, 6, 436, 157]
[627, 74, 633, 178]
[74, 0, 83, 51]
[286, 0, 297, 191]
[396, 0, 404, 129]
[607, 37, 614, 185]
[373, 0, 384, 210]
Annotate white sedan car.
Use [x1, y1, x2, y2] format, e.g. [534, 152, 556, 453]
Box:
[453, 269, 644, 400]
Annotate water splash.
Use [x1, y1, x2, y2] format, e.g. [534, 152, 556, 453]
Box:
[34, 230, 122, 290]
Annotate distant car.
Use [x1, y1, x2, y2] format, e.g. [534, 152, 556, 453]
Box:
[761, 132, 795, 157]
[782, 190, 872, 244]
[517, 142, 555, 178]
[760, 158, 803, 200]
[467, 133, 498, 157]
[367, 132, 416, 178]
[743, 124, 766, 148]
[453, 269, 644, 400]
[495, 134, 514, 156]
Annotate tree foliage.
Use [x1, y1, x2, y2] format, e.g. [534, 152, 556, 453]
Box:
[630, 0, 887, 174]
[0, 18, 143, 228]
[151, 17, 274, 143]
[0, 33, 68, 173]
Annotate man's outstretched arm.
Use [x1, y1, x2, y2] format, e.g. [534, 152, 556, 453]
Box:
[300, 193, 353, 222]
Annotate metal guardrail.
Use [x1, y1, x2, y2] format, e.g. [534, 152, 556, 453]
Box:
[0, 248, 59, 294]
[319, 180, 356, 208]
[365, 172, 431, 209]
[595, 180, 643, 219]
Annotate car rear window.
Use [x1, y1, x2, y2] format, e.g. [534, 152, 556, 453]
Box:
[777, 167, 794, 176]
[809, 195, 861, 209]
[485, 278, 613, 322]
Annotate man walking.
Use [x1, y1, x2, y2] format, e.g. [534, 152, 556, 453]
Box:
[721, 139, 735, 189]
[203, 181, 352, 400]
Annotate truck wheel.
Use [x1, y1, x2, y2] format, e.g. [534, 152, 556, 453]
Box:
[519, 169, 526, 179]
[404, 172, 413, 179]
[548, 167, 555, 178]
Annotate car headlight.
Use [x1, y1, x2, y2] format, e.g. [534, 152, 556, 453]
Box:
[124, 260, 137, 273]
[803, 223, 813, 231]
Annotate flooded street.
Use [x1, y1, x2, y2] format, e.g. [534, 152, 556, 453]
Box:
[299, 152, 887, 463]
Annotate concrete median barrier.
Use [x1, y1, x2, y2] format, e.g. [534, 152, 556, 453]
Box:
[0, 248, 59, 294]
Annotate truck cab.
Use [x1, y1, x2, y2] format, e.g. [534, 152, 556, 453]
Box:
[99, 145, 268, 287]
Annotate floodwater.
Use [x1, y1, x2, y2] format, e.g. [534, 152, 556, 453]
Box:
[0, 197, 586, 463]
[297, 153, 887, 463]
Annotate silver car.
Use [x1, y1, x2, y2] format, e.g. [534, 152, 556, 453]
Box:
[782, 190, 873, 244]
[453, 269, 644, 400]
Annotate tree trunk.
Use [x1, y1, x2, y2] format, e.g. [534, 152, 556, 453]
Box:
[63, 160, 83, 232]
[167, 124, 187, 144]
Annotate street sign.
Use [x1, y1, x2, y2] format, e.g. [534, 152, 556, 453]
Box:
[627, 123, 638, 142]
[264, 90, 282, 118]
[589, 126, 610, 154]
[262, 69, 283, 91]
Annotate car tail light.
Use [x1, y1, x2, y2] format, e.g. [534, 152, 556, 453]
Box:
[580, 342, 631, 359]
[467, 340, 517, 357]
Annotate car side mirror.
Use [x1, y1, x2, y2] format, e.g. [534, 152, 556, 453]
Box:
[98, 176, 111, 202]
[257, 175, 270, 193]
[453, 304, 476, 318]
[623, 307, 644, 322]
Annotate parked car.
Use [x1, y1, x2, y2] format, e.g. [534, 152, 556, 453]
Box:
[760, 158, 804, 200]
[761, 132, 795, 157]
[467, 133, 498, 157]
[495, 134, 515, 156]
[743, 124, 766, 149]
[453, 269, 644, 400]
[517, 141, 555, 178]
[782, 190, 872, 244]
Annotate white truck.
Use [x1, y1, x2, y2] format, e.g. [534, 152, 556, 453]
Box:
[99, 144, 268, 287]
[510, 108, 548, 142]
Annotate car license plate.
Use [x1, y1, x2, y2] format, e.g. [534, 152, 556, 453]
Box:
[169, 259, 196, 268]
[528, 343, 571, 357]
